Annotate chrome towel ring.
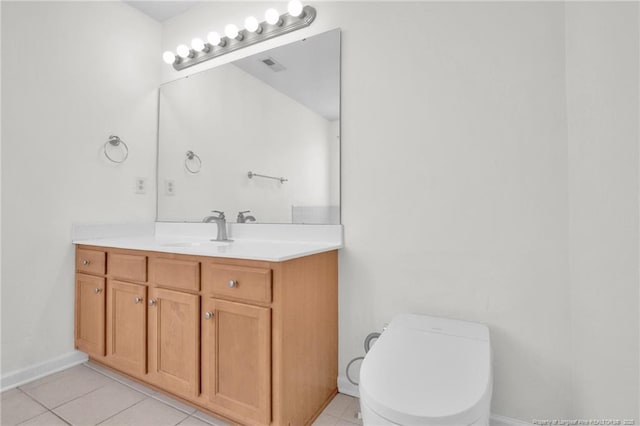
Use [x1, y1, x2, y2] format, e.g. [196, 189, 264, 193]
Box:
[104, 135, 129, 164]
[185, 150, 202, 174]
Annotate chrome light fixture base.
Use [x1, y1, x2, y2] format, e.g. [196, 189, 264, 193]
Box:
[173, 6, 316, 71]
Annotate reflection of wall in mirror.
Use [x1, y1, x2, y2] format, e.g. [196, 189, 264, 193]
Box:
[158, 63, 338, 223]
[291, 120, 340, 224]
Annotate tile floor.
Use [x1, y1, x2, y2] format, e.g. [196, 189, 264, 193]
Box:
[0, 362, 362, 426]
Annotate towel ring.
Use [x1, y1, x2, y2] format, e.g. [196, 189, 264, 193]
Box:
[104, 135, 129, 164]
[185, 150, 202, 174]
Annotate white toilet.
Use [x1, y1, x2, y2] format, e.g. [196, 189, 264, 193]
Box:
[359, 314, 492, 426]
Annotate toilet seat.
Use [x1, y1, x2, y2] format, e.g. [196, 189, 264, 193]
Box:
[359, 314, 492, 426]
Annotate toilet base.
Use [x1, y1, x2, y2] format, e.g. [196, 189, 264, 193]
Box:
[360, 399, 490, 426]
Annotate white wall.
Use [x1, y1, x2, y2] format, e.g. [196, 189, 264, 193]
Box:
[1, 2, 161, 376]
[157, 63, 335, 223]
[566, 2, 639, 418]
[338, 3, 571, 420]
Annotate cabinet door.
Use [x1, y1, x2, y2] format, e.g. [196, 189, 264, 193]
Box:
[75, 274, 106, 356]
[202, 298, 271, 424]
[106, 280, 147, 376]
[147, 287, 200, 398]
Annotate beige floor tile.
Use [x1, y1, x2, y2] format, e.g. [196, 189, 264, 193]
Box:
[114, 376, 158, 397]
[99, 397, 189, 426]
[0, 389, 47, 425]
[1, 388, 22, 400]
[20, 366, 88, 391]
[20, 365, 112, 409]
[312, 413, 340, 426]
[336, 420, 361, 426]
[177, 417, 212, 426]
[152, 392, 198, 415]
[53, 381, 145, 425]
[339, 399, 363, 425]
[192, 410, 232, 426]
[84, 362, 157, 397]
[83, 362, 130, 383]
[18, 411, 69, 426]
[323, 393, 356, 417]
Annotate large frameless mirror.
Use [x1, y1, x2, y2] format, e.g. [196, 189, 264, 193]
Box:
[157, 29, 341, 224]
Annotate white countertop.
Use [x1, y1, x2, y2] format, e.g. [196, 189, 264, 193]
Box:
[72, 223, 343, 262]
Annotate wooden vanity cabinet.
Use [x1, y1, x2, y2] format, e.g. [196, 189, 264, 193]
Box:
[201, 297, 271, 424]
[147, 287, 200, 399]
[75, 273, 106, 356]
[74, 245, 338, 426]
[106, 280, 147, 376]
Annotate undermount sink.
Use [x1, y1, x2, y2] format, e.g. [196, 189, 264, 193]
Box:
[158, 240, 231, 248]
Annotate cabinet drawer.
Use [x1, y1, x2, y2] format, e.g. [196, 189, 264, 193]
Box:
[109, 253, 147, 282]
[149, 258, 200, 291]
[202, 264, 271, 304]
[76, 249, 106, 275]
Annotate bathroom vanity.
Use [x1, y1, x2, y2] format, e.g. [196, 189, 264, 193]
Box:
[73, 26, 342, 426]
[73, 227, 340, 426]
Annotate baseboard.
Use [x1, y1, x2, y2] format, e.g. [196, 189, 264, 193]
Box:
[0, 350, 88, 392]
[338, 374, 359, 398]
[491, 414, 532, 425]
[338, 375, 531, 426]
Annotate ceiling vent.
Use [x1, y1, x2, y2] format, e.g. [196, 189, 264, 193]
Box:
[260, 57, 286, 72]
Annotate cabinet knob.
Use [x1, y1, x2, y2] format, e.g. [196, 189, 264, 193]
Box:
[134, 296, 143, 304]
[204, 311, 214, 320]
[94, 288, 102, 294]
[148, 299, 156, 306]
[228, 280, 237, 288]
[82, 259, 90, 266]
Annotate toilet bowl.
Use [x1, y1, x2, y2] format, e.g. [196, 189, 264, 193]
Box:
[359, 314, 492, 426]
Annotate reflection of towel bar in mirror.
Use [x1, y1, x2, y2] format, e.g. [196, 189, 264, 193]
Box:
[248, 171, 288, 183]
[103, 135, 129, 163]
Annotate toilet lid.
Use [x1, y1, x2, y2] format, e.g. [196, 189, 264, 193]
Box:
[359, 315, 492, 425]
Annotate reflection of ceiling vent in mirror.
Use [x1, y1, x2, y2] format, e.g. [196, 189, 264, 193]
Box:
[260, 56, 286, 72]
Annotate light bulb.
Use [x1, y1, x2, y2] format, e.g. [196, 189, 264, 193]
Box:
[191, 38, 205, 52]
[225, 24, 242, 40]
[265, 8, 281, 25]
[244, 16, 261, 33]
[162, 51, 176, 64]
[287, 0, 304, 17]
[207, 31, 223, 46]
[176, 44, 191, 59]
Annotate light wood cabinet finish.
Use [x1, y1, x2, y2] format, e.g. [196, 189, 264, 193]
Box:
[106, 280, 147, 376]
[76, 248, 106, 275]
[149, 257, 200, 292]
[201, 298, 271, 424]
[75, 245, 338, 426]
[108, 252, 147, 282]
[202, 263, 272, 305]
[148, 287, 200, 399]
[75, 274, 106, 356]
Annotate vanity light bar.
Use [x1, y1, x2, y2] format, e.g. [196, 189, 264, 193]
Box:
[164, 3, 317, 71]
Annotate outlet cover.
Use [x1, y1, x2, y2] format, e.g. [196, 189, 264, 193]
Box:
[135, 177, 146, 194]
[165, 179, 176, 196]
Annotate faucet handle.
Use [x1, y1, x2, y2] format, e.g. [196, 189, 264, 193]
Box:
[239, 210, 251, 214]
[211, 210, 225, 219]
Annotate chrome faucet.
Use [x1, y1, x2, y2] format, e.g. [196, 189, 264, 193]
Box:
[203, 210, 231, 241]
[237, 210, 256, 224]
